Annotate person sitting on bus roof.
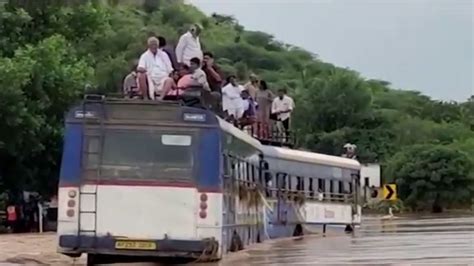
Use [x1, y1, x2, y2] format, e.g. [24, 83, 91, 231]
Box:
[176, 64, 194, 88]
[238, 90, 257, 129]
[122, 63, 139, 99]
[202, 51, 223, 93]
[137, 37, 173, 100]
[189, 57, 210, 91]
[161, 70, 183, 100]
[176, 24, 203, 67]
[222, 75, 245, 120]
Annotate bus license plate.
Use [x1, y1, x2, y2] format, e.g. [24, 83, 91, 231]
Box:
[115, 240, 156, 250]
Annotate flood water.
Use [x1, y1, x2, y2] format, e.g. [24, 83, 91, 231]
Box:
[0, 214, 473, 265]
[227, 214, 474, 265]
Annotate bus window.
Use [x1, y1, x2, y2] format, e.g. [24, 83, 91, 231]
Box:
[276, 172, 287, 190]
[309, 178, 314, 197]
[329, 180, 334, 197]
[318, 178, 325, 193]
[84, 136, 100, 169]
[223, 154, 229, 176]
[99, 129, 194, 181]
[296, 176, 304, 193]
[236, 160, 243, 181]
[245, 162, 251, 183]
[338, 181, 344, 194]
[251, 164, 256, 183]
[288, 175, 293, 192]
[264, 171, 273, 197]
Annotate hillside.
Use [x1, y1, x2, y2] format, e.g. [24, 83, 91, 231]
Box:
[0, 0, 472, 210]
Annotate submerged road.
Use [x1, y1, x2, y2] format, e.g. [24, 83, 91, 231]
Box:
[223, 214, 474, 265]
[0, 214, 473, 265]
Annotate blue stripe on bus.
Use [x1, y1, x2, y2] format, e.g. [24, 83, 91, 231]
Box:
[59, 123, 82, 186]
[197, 128, 221, 191]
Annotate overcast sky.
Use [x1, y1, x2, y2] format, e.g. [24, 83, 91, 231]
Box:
[188, 0, 473, 101]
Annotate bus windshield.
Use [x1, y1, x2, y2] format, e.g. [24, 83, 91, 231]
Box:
[85, 128, 195, 181]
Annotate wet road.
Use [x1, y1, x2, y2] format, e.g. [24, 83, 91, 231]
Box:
[0, 214, 473, 265]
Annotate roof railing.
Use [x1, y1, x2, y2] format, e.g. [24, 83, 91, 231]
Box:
[243, 122, 295, 148]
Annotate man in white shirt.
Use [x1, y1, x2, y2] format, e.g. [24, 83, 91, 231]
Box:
[175, 24, 203, 67]
[137, 37, 173, 100]
[222, 75, 245, 120]
[271, 88, 295, 139]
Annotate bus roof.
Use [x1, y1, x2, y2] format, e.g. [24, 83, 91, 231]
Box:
[261, 145, 361, 170]
[65, 98, 218, 126]
[217, 117, 263, 151]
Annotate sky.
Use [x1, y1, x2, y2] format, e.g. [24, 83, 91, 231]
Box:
[188, 0, 473, 102]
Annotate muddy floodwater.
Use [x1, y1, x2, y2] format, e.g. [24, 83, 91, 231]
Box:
[0, 214, 473, 265]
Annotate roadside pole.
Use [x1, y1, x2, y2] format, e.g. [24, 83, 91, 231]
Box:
[38, 202, 43, 233]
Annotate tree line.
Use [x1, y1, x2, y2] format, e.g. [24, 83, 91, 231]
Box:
[0, 0, 472, 211]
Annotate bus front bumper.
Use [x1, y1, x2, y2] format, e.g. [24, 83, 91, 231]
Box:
[58, 235, 219, 258]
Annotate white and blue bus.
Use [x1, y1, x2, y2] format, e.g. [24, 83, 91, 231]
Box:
[258, 145, 361, 237]
[57, 94, 361, 264]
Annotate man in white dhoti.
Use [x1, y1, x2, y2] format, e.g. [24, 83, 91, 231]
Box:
[222, 75, 245, 120]
[137, 37, 173, 100]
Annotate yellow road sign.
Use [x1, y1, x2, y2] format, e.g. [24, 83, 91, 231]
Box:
[382, 184, 397, 200]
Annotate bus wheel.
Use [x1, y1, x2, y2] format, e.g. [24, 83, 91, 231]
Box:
[229, 231, 243, 252]
[293, 224, 303, 237]
[344, 224, 353, 233]
[86, 254, 102, 266]
[63, 252, 81, 258]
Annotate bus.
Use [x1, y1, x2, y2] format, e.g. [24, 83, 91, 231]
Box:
[258, 145, 361, 237]
[56, 94, 362, 264]
[57, 94, 266, 264]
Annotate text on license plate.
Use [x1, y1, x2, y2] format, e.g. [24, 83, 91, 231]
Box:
[115, 240, 156, 250]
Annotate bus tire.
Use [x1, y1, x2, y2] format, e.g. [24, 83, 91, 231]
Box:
[344, 224, 353, 233]
[229, 231, 243, 252]
[86, 254, 102, 266]
[293, 224, 303, 237]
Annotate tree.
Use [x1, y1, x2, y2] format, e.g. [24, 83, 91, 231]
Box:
[386, 145, 473, 212]
[0, 35, 93, 197]
[0, 0, 472, 209]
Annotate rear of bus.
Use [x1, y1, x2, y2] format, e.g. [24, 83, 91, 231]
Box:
[57, 99, 224, 260]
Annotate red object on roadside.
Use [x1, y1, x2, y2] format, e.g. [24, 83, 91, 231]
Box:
[6, 205, 17, 221]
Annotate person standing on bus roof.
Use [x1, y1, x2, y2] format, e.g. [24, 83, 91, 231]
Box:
[157, 36, 178, 70]
[222, 75, 245, 120]
[137, 37, 173, 100]
[244, 73, 259, 99]
[255, 80, 274, 138]
[271, 88, 295, 139]
[202, 51, 223, 93]
[238, 90, 257, 128]
[175, 24, 203, 67]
